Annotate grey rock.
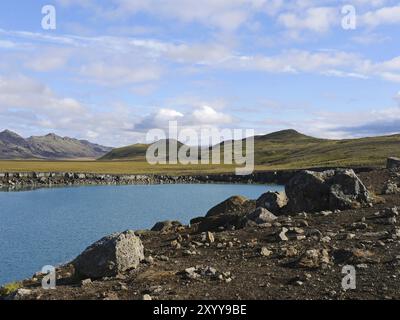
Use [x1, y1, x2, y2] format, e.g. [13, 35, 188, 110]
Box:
[285, 169, 370, 214]
[245, 207, 277, 225]
[256, 191, 288, 215]
[73, 230, 144, 279]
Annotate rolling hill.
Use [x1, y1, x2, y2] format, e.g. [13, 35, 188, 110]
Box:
[0, 130, 112, 160]
[99, 129, 400, 168]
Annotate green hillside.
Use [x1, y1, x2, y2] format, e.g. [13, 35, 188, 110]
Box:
[99, 129, 400, 168]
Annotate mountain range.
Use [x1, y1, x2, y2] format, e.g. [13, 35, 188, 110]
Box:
[1, 129, 399, 168]
[0, 130, 112, 160]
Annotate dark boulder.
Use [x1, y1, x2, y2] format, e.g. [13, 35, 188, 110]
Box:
[285, 169, 370, 214]
[198, 214, 245, 232]
[206, 195, 255, 217]
[387, 157, 400, 169]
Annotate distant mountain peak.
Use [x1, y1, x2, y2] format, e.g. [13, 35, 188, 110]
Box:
[45, 133, 60, 138]
[0, 129, 21, 137]
[0, 129, 112, 160]
[259, 129, 314, 140]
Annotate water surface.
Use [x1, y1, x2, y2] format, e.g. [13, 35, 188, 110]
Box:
[0, 183, 283, 285]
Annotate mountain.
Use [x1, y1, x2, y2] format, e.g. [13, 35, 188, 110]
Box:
[99, 129, 400, 168]
[0, 130, 112, 160]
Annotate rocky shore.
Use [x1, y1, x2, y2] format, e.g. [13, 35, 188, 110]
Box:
[1, 159, 400, 300]
[0, 166, 375, 190]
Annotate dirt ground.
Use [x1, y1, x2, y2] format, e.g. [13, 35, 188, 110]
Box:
[4, 168, 400, 300]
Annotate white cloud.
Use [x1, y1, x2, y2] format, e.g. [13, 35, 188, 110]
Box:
[361, 4, 400, 27]
[135, 105, 233, 132]
[79, 62, 163, 86]
[190, 105, 233, 125]
[24, 48, 71, 72]
[278, 7, 338, 33]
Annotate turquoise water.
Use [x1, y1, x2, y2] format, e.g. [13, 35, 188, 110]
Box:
[0, 183, 283, 285]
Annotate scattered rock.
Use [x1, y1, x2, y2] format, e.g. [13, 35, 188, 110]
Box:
[387, 157, 400, 170]
[179, 266, 233, 282]
[278, 227, 289, 241]
[201, 232, 215, 244]
[151, 221, 183, 233]
[384, 182, 400, 195]
[12, 288, 33, 300]
[144, 256, 154, 264]
[142, 294, 152, 300]
[245, 207, 277, 225]
[333, 248, 376, 264]
[73, 230, 144, 279]
[260, 247, 273, 257]
[81, 279, 92, 287]
[291, 249, 330, 269]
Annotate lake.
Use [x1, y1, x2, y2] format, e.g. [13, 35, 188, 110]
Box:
[0, 183, 283, 285]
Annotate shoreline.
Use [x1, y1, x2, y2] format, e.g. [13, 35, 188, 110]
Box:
[0, 166, 376, 190]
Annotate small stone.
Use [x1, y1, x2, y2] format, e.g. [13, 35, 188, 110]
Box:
[158, 255, 169, 261]
[144, 256, 154, 264]
[202, 232, 215, 244]
[81, 279, 92, 286]
[278, 227, 289, 241]
[260, 247, 273, 257]
[142, 294, 152, 300]
[321, 236, 331, 243]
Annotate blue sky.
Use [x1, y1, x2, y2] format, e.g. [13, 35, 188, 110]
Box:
[0, 0, 399, 146]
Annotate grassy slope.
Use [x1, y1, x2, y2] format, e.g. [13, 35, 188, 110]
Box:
[0, 130, 399, 174]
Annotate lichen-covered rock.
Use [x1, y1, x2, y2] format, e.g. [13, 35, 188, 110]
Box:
[285, 169, 370, 214]
[73, 230, 144, 279]
[256, 191, 288, 215]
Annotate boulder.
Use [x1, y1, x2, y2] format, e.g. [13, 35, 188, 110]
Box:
[197, 196, 256, 232]
[245, 207, 277, 225]
[387, 157, 400, 169]
[190, 217, 205, 225]
[285, 169, 370, 214]
[198, 214, 244, 232]
[151, 220, 183, 232]
[256, 191, 288, 215]
[73, 230, 144, 279]
[206, 196, 255, 217]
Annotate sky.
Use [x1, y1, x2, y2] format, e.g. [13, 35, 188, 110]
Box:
[0, 0, 399, 147]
